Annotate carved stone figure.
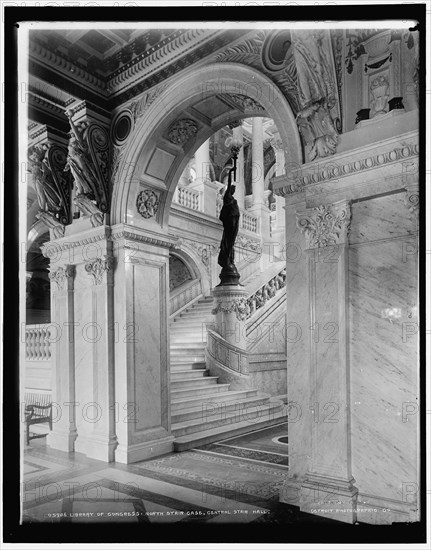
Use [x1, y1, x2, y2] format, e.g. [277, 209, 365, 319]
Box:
[64, 114, 98, 198]
[29, 145, 63, 214]
[291, 29, 339, 161]
[370, 75, 390, 117]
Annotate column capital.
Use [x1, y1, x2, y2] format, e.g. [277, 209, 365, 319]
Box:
[296, 200, 351, 249]
[48, 265, 76, 292]
[85, 256, 114, 286]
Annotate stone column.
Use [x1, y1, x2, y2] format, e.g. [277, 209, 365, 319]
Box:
[248, 118, 270, 241]
[232, 124, 245, 210]
[194, 139, 212, 186]
[46, 264, 77, 453]
[295, 199, 358, 524]
[111, 225, 175, 464]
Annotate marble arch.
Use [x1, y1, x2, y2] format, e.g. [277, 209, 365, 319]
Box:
[110, 63, 302, 227]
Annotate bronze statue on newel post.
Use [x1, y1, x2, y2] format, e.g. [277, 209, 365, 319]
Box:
[217, 137, 243, 286]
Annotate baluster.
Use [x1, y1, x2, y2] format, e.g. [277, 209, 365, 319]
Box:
[25, 329, 31, 359]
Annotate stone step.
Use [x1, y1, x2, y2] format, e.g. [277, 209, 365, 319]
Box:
[171, 383, 231, 401]
[170, 336, 207, 344]
[170, 361, 206, 370]
[170, 356, 206, 365]
[170, 369, 209, 380]
[170, 342, 206, 350]
[172, 401, 283, 437]
[173, 409, 288, 451]
[171, 389, 259, 411]
[171, 376, 219, 390]
[171, 394, 271, 424]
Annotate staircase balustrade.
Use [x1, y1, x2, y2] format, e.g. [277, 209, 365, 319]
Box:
[206, 329, 249, 376]
[170, 279, 203, 317]
[25, 325, 52, 360]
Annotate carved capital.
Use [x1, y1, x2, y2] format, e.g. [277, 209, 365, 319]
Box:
[85, 257, 113, 285]
[49, 265, 75, 291]
[296, 200, 351, 249]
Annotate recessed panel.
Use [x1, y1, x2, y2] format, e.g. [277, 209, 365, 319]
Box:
[145, 147, 176, 181]
[191, 96, 232, 121]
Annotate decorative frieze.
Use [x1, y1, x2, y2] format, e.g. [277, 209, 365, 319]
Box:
[48, 265, 75, 291]
[136, 189, 161, 219]
[296, 201, 351, 249]
[229, 94, 265, 112]
[273, 138, 419, 197]
[175, 237, 216, 277]
[167, 119, 198, 146]
[85, 257, 113, 286]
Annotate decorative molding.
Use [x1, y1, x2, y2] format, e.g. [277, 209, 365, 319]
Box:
[41, 226, 112, 258]
[207, 329, 249, 375]
[273, 138, 419, 196]
[167, 118, 198, 146]
[136, 189, 161, 219]
[404, 184, 419, 215]
[175, 237, 216, 277]
[296, 201, 351, 249]
[246, 268, 286, 319]
[85, 257, 113, 285]
[127, 84, 169, 123]
[229, 94, 265, 112]
[48, 265, 75, 291]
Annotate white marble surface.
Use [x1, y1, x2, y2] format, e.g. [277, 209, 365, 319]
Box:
[349, 193, 419, 509]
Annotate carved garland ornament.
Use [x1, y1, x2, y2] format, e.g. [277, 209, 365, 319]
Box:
[212, 297, 250, 322]
[168, 119, 198, 146]
[136, 189, 160, 219]
[296, 202, 351, 249]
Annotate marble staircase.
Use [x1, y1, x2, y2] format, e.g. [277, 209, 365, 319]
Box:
[170, 296, 286, 451]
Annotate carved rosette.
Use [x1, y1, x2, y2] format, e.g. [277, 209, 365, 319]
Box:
[49, 265, 75, 291]
[168, 119, 198, 146]
[296, 201, 351, 249]
[136, 189, 160, 219]
[404, 184, 419, 215]
[85, 257, 113, 285]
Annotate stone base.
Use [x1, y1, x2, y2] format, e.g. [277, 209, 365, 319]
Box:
[217, 264, 242, 286]
[74, 432, 117, 462]
[279, 477, 302, 506]
[299, 473, 358, 524]
[115, 435, 175, 464]
[47, 429, 77, 453]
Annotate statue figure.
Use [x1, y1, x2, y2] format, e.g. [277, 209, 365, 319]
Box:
[29, 146, 63, 214]
[64, 111, 98, 198]
[217, 160, 241, 284]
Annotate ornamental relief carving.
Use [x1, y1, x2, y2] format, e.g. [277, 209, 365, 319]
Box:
[167, 119, 198, 146]
[136, 189, 161, 219]
[85, 257, 113, 285]
[175, 237, 216, 277]
[296, 202, 351, 249]
[404, 184, 419, 215]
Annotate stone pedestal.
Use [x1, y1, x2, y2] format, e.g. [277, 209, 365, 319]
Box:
[212, 286, 248, 351]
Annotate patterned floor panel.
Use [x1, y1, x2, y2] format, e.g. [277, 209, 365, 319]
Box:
[22, 425, 337, 524]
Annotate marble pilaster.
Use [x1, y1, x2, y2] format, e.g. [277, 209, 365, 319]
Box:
[46, 264, 77, 453]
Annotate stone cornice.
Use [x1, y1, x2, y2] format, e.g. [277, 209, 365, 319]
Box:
[273, 130, 419, 199]
[29, 39, 107, 97]
[107, 29, 223, 96]
[110, 224, 178, 250]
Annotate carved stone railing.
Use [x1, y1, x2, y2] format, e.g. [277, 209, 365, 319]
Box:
[206, 328, 249, 377]
[173, 184, 201, 211]
[25, 324, 52, 360]
[169, 279, 203, 317]
[241, 211, 259, 234]
[244, 267, 286, 320]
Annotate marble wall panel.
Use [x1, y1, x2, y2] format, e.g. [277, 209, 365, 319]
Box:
[349, 193, 418, 507]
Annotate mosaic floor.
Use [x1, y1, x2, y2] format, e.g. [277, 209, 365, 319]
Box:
[22, 424, 340, 525]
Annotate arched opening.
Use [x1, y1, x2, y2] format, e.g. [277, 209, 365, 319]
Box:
[111, 63, 302, 227]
